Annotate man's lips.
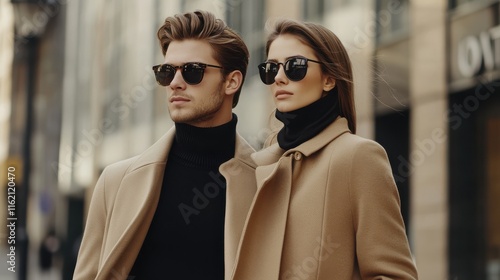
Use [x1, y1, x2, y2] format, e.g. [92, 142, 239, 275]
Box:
[275, 90, 293, 100]
[170, 96, 190, 103]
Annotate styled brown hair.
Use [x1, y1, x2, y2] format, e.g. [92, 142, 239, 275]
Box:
[265, 19, 356, 133]
[157, 10, 249, 108]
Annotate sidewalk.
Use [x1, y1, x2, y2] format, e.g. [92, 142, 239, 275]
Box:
[0, 245, 60, 280]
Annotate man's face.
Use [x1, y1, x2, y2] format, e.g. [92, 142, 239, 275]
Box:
[164, 39, 230, 127]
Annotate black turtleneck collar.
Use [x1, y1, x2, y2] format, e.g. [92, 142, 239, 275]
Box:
[171, 114, 237, 168]
[275, 89, 341, 150]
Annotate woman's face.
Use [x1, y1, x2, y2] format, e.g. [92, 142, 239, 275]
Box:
[266, 34, 334, 112]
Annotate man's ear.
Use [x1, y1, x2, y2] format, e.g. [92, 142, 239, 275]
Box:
[224, 70, 243, 96]
[323, 76, 336, 92]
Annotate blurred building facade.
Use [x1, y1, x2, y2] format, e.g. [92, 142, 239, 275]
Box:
[373, 0, 500, 279]
[1, 0, 499, 279]
[446, 1, 500, 279]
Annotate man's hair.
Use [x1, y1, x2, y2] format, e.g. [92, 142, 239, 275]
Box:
[157, 10, 249, 108]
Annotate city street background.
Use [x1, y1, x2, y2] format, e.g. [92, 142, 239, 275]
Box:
[1, 0, 499, 279]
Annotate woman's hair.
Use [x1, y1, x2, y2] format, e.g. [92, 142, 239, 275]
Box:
[265, 19, 356, 133]
[157, 10, 249, 108]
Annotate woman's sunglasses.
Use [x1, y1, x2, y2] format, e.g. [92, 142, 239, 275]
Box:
[258, 56, 322, 85]
[152, 62, 223, 86]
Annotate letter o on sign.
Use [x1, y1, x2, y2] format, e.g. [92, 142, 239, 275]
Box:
[458, 36, 482, 78]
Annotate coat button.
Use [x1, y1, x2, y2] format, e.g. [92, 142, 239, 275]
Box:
[294, 152, 302, 161]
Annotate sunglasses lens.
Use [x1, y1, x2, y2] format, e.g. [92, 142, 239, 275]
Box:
[153, 63, 207, 86]
[285, 58, 308, 81]
[258, 57, 311, 85]
[182, 63, 205, 85]
[258, 62, 278, 85]
[154, 65, 175, 86]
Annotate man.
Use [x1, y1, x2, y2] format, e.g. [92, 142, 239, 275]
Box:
[73, 10, 256, 279]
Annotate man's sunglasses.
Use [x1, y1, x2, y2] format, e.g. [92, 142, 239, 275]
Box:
[152, 62, 223, 86]
[258, 56, 322, 85]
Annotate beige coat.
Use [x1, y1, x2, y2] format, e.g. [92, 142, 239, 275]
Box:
[221, 118, 418, 279]
[72, 127, 257, 280]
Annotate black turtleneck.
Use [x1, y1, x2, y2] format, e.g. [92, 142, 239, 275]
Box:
[129, 115, 237, 280]
[275, 89, 341, 150]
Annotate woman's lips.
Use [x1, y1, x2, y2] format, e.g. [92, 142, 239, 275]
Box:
[275, 90, 293, 100]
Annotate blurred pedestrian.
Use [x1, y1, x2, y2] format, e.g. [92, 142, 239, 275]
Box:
[38, 229, 60, 271]
[223, 18, 419, 279]
[73, 10, 253, 280]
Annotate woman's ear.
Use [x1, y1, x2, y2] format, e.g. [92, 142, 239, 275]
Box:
[323, 76, 336, 92]
[224, 70, 243, 96]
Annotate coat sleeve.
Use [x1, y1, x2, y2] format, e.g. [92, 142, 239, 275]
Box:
[348, 139, 418, 279]
[73, 168, 109, 280]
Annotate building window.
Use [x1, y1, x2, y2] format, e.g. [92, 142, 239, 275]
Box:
[376, 0, 410, 45]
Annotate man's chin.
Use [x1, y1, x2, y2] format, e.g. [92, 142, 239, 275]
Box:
[169, 112, 199, 124]
[168, 105, 221, 125]
[168, 109, 189, 122]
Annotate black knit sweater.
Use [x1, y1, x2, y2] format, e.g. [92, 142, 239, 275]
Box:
[129, 115, 237, 279]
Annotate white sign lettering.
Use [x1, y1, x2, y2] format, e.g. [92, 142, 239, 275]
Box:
[458, 25, 500, 78]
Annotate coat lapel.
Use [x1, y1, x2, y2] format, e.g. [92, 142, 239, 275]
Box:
[221, 135, 257, 279]
[291, 117, 350, 156]
[97, 128, 175, 279]
[230, 154, 293, 280]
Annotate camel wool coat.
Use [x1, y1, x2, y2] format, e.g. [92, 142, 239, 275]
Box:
[220, 118, 418, 280]
[72, 127, 257, 280]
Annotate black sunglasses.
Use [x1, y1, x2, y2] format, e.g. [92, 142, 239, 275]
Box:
[258, 56, 322, 85]
[152, 62, 223, 86]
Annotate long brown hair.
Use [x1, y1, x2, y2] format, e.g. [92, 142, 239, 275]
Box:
[157, 10, 249, 108]
[265, 19, 356, 133]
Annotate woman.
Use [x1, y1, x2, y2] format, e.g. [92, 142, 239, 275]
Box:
[221, 19, 418, 279]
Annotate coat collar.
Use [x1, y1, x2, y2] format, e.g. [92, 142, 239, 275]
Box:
[125, 125, 256, 172]
[251, 117, 351, 166]
[127, 127, 175, 172]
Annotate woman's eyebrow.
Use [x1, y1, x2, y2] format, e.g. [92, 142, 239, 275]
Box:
[266, 55, 305, 62]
